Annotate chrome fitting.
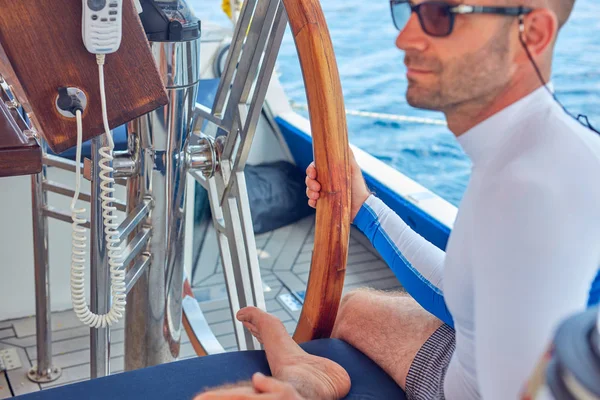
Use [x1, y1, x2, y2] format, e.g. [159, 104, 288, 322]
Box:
[113, 152, 138, 178]
[185, 135, 219, 178]
[27, 365, 62, 383]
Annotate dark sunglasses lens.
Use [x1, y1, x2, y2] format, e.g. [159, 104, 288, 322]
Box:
[391, 1, 411, 31]
[419, 2, 452, 36]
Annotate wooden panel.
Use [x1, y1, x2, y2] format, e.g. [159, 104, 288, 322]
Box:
[0, 98, 41, 177]
[0, 0, 168, 154]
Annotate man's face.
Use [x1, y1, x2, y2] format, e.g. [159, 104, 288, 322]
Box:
[396, 0, 518, 112]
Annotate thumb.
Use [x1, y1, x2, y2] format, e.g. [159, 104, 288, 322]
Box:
[348, 148, 361, 174]
[252, 373, 289, 393]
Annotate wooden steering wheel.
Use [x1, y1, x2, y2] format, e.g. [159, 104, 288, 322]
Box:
[282, 0, 352, 343]
[183, 0, 351, 351]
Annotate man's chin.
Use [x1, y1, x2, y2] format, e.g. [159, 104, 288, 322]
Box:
[406, 87, 442, 111]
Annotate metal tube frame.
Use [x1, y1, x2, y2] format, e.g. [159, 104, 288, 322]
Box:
[26, 8, 204, 380]
[28, 141, 62, 383]
[3, 72, 64, 383]
[27, 0, 292, 376]
[29, 134, 155, 380]
[124, 36, 202, 370]
[42, 181, 127, 212]
[42, 206, 91, 229]
[89, 135, 111, 378]
[125, 255, 151, 294]
[189, 0, 288, 351]
[116, 200, 152, 242]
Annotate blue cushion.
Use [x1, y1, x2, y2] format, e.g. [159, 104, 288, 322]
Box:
[15, 339, 405, 399]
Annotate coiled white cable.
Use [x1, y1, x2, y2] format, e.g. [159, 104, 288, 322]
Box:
[70, 54, 126, 328]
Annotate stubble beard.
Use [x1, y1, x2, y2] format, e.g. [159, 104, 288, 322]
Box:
[404, 25, 513, 114]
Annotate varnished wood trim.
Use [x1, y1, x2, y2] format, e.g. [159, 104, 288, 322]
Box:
[284, 0, 351, 343]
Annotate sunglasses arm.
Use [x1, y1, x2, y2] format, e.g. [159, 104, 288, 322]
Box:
[450, 4, 533, 16]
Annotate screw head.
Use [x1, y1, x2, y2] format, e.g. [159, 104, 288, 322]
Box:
[5, 99, 19, 109]
[23, 129, 38, 139]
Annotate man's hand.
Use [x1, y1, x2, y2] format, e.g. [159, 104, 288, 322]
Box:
[306, 148, 371, 222]
[193, 373, 305, 400]
[252, 373, 305, 399]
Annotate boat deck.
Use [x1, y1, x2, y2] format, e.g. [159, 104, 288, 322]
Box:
[0, 215, 401, 398]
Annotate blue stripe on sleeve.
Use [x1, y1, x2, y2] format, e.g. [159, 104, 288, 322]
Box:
[354, 203, 455, 327]
[588, 269, 600, 307]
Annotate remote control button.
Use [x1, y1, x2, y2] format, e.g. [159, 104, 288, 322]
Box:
[109, 3, 118, 6]
[91, 15, 98, 20]
[110, 17, 116, 21]
[109, 10, 117, 15]
[92, 25, 114, 32]
[87, 0, 106, 12]
[101, 18, 108, 22]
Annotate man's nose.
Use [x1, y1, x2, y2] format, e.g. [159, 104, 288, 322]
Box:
[396, 13, 428, 52]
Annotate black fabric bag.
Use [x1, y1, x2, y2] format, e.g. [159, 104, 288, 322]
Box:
[245, 161, 315, 234]
[193, 160, 314, 236]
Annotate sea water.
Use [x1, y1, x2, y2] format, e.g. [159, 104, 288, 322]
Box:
[193, 0, 600, 205]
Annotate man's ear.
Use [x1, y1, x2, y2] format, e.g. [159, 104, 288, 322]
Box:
[517, 8, 558, 60]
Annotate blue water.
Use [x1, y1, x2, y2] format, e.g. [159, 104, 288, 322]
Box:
[192, 0, 600, 206]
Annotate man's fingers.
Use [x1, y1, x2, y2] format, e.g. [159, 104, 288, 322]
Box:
[252, 373, 282, 393]
[194, 390, 262, 400]
[306, 162, 317, 179]
[306, 188, 320, 200]
[308, 199, 316, 209]
[305, 175, 321, 192]
[253, 373, 300, 398]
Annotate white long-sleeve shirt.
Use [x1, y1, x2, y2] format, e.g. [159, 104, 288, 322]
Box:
[353, 85, 600, 399]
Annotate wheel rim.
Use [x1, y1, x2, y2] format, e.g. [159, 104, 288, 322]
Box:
[282, 0, 352, 343]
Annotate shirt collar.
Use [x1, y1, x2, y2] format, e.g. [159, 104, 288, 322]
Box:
[457, 84, 554, 166]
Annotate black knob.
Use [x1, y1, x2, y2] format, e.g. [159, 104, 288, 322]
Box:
[57, 87, 84, 115]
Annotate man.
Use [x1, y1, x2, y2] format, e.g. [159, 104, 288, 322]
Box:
[198, 0, 600, 398]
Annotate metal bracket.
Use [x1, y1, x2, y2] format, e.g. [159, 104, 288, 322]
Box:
[187, 0, 288, 352]
[83, 132, 139, 181]
[0, 73, 39, 145]
[27, 364, 62, 383]
[186, 135, 219, 179]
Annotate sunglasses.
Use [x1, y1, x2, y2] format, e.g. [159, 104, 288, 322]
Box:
[390, 1, 533, 37]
